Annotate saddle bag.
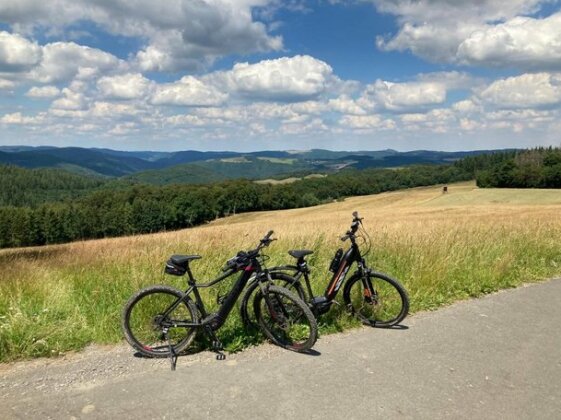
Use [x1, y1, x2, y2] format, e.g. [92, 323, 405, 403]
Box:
[164, 259, 187, 276]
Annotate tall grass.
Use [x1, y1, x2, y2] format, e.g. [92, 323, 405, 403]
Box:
[1, 182, 560, 362]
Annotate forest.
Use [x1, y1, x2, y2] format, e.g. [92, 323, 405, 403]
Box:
[1, 147, 558, 249]
[0, 163, 472, 248]
[474, 148, 561, 188]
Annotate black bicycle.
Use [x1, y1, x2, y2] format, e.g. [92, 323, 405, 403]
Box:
[241, 213, 409, 328]
[122, 231, 318, 369]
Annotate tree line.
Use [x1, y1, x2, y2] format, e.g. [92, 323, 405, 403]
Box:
[0, 163, 475, 248]
[474, 147, 561, 188]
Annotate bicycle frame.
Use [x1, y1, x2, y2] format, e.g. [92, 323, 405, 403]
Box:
[267, 232, 374, 314]
[160, 258, 269, 331]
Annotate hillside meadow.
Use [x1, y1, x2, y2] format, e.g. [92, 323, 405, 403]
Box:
[1, 181, 561, 362]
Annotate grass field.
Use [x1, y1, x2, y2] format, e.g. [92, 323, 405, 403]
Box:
[256, 157, 297, 164]
[255, 174, 326, 184]
[1, 181, 561, 362]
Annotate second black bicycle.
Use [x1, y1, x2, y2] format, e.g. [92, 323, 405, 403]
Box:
[122, 231, 317, 369]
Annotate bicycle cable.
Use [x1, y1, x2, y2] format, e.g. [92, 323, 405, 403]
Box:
[358, 224, 372, 257]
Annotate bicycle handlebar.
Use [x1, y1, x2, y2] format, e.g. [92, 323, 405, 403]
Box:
[341, 211, 365, 241]
[222, 231, 276, 271]
[255, 230, 276, 251]
[352, 211, 364, 223]
[262, 230, 274, 241]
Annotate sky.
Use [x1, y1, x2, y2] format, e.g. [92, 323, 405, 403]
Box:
[1, 0, 561, 152]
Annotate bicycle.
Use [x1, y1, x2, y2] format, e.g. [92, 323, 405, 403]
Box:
[241, 213, 409, 328]
[122, 231, 318, 370]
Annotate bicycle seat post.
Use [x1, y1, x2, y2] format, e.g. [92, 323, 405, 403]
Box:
[185, 265, 196, 285]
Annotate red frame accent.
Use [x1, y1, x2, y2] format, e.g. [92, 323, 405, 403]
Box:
[326, 261, 347, 296]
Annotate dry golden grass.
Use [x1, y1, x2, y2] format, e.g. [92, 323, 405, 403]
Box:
[1, 181, 561, 361]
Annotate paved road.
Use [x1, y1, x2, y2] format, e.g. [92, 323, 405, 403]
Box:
[1, 279, 561, 419]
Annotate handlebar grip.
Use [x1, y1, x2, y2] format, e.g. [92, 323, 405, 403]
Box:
[340, 234, 350, 242]
[264, 230, 274, 240]
[352, 211, 363, 222]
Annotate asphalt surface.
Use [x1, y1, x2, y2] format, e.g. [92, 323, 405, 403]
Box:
[1, 279, 560, 419]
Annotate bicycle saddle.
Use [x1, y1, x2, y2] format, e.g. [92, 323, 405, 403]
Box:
[288, 250, 313, 259]
[171, 254, 202, 267]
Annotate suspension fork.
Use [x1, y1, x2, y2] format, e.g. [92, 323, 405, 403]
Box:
[258, 271, 288, 327]
[360, 265, 376, 299]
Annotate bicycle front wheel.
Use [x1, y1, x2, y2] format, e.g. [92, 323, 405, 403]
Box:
[122, 285, 199, 358]
[253, 285, 317, 352]
[343, 272, 409, 327]
[241, 272, 306, 328]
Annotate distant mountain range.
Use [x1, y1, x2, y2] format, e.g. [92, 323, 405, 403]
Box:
[0, 146, 513, 184]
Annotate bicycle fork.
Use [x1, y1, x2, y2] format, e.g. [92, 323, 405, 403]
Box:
[361, 271, 377, 304]
[259, 278, 289, 330]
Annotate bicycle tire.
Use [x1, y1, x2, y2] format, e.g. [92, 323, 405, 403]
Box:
[240, 272, 306, 327]
[343, 272, 409, 327]
[253, 285, 318, 352]
[122, 285, 200, 358]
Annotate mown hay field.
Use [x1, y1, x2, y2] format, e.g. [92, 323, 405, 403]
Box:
[1, 181, 561, 362]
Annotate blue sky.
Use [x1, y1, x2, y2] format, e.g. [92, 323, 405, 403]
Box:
[1, 0, 561, 151]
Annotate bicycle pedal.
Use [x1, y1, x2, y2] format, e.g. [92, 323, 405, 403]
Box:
[212, 340, 224, 350]
[216, 352, 226, 361]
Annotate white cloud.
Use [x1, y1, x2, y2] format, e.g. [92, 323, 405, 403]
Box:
[486, 109, 555, 123]
[223, 55, 333, 101]
[29, 42, 122, 83]
[291, 101, 328, 115]
[373, 0, 555, 69]
[90, 102, 142, 118]
[0, 31, 42, 71]
[280, 117, 328, 135]
[165, 114, 209, 127]
[329, 95, 367, 115]
[372, 0, 541, 23]
[457, 13, 561, 69]
[377, 22, 480, 63]
[108, 122, 140, 136]
[51, 87, 88, 110]
[452, 99, 481, 114]
[459, 118, 482, 131]
[479, 73, 561, 109]
[0, 78, 15, 89]
[399, 108, 455, 133]
[97, 73, 152, 99]
[339, 114, 395, 130]
[0, 112, 44, 125]
[26, 85, 61, 98]
[400, 113, 427, 123]
[192, 106, 249, 122]
[151, 76, 228, 107]
[363, 79, 447, 112]
[0, 0, 282, 72]
[416, 71, 479, 90]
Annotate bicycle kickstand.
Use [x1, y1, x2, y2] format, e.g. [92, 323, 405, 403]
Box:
[162, 328, 178, 371]
[204, 326, 226, 361]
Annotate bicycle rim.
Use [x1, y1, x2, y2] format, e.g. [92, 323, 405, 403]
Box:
[346, 273, 408, 327]
[124, 288, 197, 357]
[255, 286, 317, 351]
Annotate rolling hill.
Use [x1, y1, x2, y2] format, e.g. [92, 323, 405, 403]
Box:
[0, 146, 514, 183]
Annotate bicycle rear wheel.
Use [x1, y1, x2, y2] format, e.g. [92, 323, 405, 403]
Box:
[343, 272, 409, 327]
[122, 285, 199, 358]
[253, 285, 317, 352]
